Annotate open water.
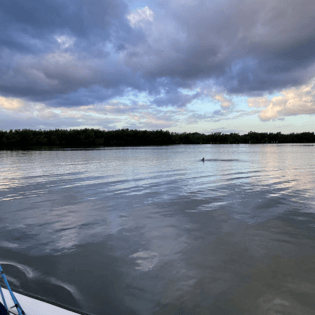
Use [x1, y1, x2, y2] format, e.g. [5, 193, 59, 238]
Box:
[0, 144, 315, 315]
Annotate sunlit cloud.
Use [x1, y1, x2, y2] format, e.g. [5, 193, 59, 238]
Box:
[247, 97, 270, 108]
[0, 96, 25, 111]
[247, 79, 315, 121]
[214, 94, 234, 110]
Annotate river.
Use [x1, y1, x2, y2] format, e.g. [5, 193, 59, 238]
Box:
[0, 144, 315, 315]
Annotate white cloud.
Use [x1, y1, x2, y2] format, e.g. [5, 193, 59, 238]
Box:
[247, 80, 315, 121]
[0, 96, 179, 130]
[247, 96, 270, 108]
[127, 6, 154, 28]
[54, 35, 75, 49]
[0, 96, 25, 111]
[213, 94, 234, 109]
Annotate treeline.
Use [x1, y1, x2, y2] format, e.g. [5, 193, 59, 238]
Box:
[0, 129, 315, 149]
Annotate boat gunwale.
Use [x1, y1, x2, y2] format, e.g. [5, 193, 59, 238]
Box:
[0, 285, 94, 315]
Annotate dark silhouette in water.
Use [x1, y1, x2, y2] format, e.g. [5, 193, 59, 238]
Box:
[202, 158, 240, 162]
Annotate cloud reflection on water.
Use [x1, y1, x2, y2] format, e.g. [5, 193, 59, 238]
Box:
[0, 145, 315, 314]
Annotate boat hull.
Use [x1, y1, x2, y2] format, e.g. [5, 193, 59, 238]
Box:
[2, 288, 87, 315]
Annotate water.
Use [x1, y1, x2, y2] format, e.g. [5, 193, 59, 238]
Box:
[0, 144, 315, 315]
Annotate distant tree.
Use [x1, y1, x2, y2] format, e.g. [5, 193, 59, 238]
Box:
[1, 129, 315, 149]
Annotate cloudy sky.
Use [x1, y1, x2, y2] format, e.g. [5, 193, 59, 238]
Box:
[1, 0, 315, 134]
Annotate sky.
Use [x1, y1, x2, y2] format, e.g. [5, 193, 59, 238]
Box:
[1, 0, 315, 134]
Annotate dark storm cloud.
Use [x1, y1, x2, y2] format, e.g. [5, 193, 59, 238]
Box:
[123, 0, 315, 94]
[0, 0, 131, 51]
[1, 0, 315, 108]
[0, 0, 147, 105]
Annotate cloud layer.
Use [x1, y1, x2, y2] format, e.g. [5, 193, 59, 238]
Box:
[248, 80, 315, 121]
[122, 0, 315, 93]
[1, 0, 315, 127]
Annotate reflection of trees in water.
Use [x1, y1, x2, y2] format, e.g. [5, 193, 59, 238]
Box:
[1, 129, 315, 148]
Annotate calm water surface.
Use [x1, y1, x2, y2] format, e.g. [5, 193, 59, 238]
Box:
[0, 144, 315, 315]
